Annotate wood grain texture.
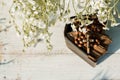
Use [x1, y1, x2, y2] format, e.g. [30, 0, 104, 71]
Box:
[0, 0, 120, 80]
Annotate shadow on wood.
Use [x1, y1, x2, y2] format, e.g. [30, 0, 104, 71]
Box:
[98, 25, 120, 64]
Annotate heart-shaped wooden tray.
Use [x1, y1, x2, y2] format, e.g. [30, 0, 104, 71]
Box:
[64, 22, 112, 67]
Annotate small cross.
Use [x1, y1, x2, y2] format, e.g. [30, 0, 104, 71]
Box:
[83, 34, 94, 54]
[87, 34, 90, 54]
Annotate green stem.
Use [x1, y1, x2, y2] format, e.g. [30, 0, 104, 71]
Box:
[67, 0, 70, 10]
[9, 2, 21, 35]
[111, 0, 119, 10]
[106, 0, 119, 26]
[72, 0, 77, 14]
[82, 0, 90, 14]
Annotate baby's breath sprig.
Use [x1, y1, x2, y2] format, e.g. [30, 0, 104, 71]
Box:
[9, 0, 120, 50]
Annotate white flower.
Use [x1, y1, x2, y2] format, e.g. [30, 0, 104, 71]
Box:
[26, 11, 31, 15]
[113, 9, 116, 15]
[39, 33, 45, 40]
[103, 27, 109, 30]
[34, 11, 38, 14]
[29, 31, 33, 36]
[39, 22, 46, 28]
[32, 6, 36, 10]
[22, 3, 26, 8]
[29, 0, 36, 5]
[79, 27, 82, 32]
[25, 19, 29, 22]
[71, 24, 77, 31]
[29, 17, 34, 21]
[19, 0, 23, 3]
[11, 7, 15, 12]
[111, 23, 120, 27]
[79, 27, 87, 34]
[99, 1, 107, 8]
[82, 27, 87, 34]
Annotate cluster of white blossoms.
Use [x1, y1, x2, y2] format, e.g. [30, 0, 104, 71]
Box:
[9, 0, 120, 50]
[76, 0, 120, 27]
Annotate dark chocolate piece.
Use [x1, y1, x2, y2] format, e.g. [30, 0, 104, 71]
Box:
[93, 44, 107, 54]
[88, 55, 97, 62]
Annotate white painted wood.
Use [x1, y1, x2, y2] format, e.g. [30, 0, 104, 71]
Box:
[0, 0, 120, 80]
